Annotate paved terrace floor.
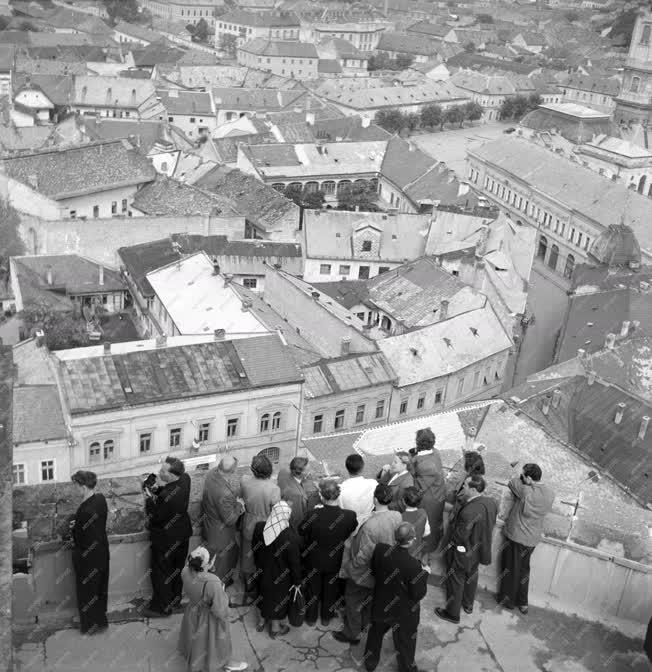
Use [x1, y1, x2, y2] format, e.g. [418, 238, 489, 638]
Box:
[13, 581, 649, 672]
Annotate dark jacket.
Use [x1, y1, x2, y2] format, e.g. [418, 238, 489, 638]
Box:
[450, 495, 498, 567]
[369, 542, 429, 622]
[645, 616, 652, 662]
[277, 468, 319, 529]
[298, 504, 357, 573]
[146, 472, 192, 547]
[377, 469, 414, 513]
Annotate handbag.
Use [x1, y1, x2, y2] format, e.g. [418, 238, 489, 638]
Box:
[287, 585, 305, 628]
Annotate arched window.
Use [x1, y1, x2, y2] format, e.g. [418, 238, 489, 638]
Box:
[271, 412, 281, 430]
[81, 86, 87, 102]
[548, 244, 559, 270]
[257, 446, 279, 464]
[321, 180, 336, 194]
[640, 24, 650, 45]
[337, 179, 352, 195]
[259, 413, 269, 432]
[103, 439, 114, 460]
[305, 181, 319, 193]
[106, 87, 112, 104]
[271, 183, 285, 192]
[563, 254, 575, 279]
[89, 441, 100, 462]
[131, 88, 137, 103]
[537, 235, 548, 260]
[160, 161, 168, 173]
[638, 175, 646, 194]
[631, 76, 641, 93]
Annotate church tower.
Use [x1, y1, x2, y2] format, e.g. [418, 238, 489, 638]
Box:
[614, 10, 652, 126]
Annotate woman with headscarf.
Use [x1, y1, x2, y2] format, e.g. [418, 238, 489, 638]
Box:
[376, 451, 414, 512]
[408, 427, 447, 553]
[240, 454, 281, 603]
[178, 546, 248, 672]
[251, 501, 302, 638]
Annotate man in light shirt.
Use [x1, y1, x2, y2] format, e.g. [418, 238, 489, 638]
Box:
[338, 454, 377, 526]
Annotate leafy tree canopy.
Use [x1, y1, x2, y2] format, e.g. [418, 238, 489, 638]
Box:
[337, 182, 379, 212]
[21, 300, 89, 351]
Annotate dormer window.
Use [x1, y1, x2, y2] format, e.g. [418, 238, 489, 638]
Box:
[640, 24, 650, 45]
[362, 240, 372, 252]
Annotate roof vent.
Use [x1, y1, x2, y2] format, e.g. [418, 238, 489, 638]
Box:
[541, 393, 552, 416]
[639, 416, 650, 441]
[410, 347, 418, 356]
[587, 370, 596, 385]
[214, 329, 225, 341]
[311, 291, 320, 300]
[103, 342, 111, 355]
[605, 333, 616, 350]
[551, 388, 561, 408]
[614, 402, 626, 425]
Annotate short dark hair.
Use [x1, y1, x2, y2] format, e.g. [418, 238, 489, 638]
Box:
[165, 456, 185, 477]
[187, 555, 204, 572]
[319, 479, 340, 501]
[523, 463, 542, 482]
[345, 453, 364, 475]
[464, 451, 486, 476]
[290, 456, 308, 477]
[395, 522, 416, 545]
[251, 454, 273, 479]
[415, 427, 435, 452]
[466, 474, 486, 493]
[374, 484, 393, 505]
[402, 486, 422, 508]
[71, 470, 97, 489]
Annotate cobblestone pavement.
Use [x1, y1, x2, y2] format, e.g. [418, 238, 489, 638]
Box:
[13, 583, 649, 672]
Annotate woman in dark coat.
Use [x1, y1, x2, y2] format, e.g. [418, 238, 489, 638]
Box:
[252, 500, 302, 638]
[409, 427, 447, 554]
[70, 470, 110, 635]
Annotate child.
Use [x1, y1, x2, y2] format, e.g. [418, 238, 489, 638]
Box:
[401, 486, 431, 569]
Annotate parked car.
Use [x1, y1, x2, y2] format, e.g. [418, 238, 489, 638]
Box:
[503, 127, 516, 134]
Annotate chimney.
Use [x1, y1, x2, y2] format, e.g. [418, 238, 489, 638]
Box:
[214, 328, 225, 341]
[27, 174, 38, 190]
[551, 388, 561, 408]
[639, 416, 650, 440]
[212, 257, 220, 275]
[311, 291, 320, 301]
[103, 342, 111, 355]
[241, 298, 253, 312]
[155, 334, 167, 349]
[541, 393, 552, 416]
[223, 274, 232, 287]
[587, 370, 596, 385]
[98, 265, 104, 286]
[577, 348, 585, 360]
[305, 111, 315, 126]
[361, 116, 370, 128]
[620, 320, 630, 337]
[407, 141, 415, 152]
[439, 299, 449, 321]
[340, 336, 351, 355]
[46, 268, 53, 285]
[605, 333, 616, 349]
[614, 402, 626, 425]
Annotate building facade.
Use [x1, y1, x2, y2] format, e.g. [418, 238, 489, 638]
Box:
[141, 0, 223, 26]
[215, 10, 300, 50]
[237, 39, 319, 79]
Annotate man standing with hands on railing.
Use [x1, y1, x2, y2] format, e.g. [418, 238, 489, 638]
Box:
[497, 463, 554, 615]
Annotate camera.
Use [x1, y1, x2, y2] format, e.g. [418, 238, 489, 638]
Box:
[142, 473, 159, 496]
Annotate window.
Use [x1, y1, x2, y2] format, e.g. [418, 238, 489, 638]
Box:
[313, 413, 323, 434]
[168, 116, 174, 122]
[577, 232, 583, 247]
[631, 76, 641, 93]
[548, 244, 559, 270]
[320, 264, 332, 275]
[334, 409, 345, 430]
[473, 371, 480, 388]
[355, 404, 365, 424]
[243, 278, 257, 289]
[358, 266, 370, 279]
[13, 464, 26, 485]
[121, 198, 128, 213]
[434, 390, 443, 405]
[398, 399, 408, 415]
[190, 117, 196, 123]
[417, 394, 425, 410]
[563, 254, 575, 279]
[260, 413, 270, 432]
[271, 411, 281, 430]
[93, 205, 99, 218]
[139, 432, 152, 453]
[69, 210, 77, 218]
[457, 377, 465, 397]
[169, 427, 182, 449]
[339, 265, 351, 275]
[537, 235, 548, 260]
[89, 442, 101, 462]
[111, 201, 117, 215]
[361, 240, 372, 252]
[378, 266, 390, 274]
[226, 418, 238, 438]
[375, 399, 385, 418]
[640, 24, 651, 45]
[356, 312, 365, 321]
[103, 439, 114, 460]
[257, 446, 279, 464]
[41, 460, 55, 482]
[198, 422, 210, 442]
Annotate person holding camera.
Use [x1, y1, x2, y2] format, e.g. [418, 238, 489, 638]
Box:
[142, 457, 192, 618]
[497, 463, 554, 614]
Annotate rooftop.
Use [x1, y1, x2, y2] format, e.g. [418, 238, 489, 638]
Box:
[71, 75, 157, 109]
[113, 20, 165, 44]
[12, 385, 66, 445]
[219, 9, 300, 27]
[56, 332, 302, 415]
[0, 140, 156, 200]
[239, 38, 318, 58]
[562, 73, 620, 96]
[156, 89, 213, 116]
[145, 252, 270, 336]
[450, 70, 517, 96]
[520, 104, 615, 144]
[210, 87, 306, 112]
[377, 303, 512, 386]
[376, 31, 442, 56]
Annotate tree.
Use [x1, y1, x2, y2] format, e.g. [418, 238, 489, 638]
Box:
[0, 199, 24, 295]
[464, 41, 476, 53]
[499, 97, 514, 120]
[527, 93, 542, 111]
[192, 17, 209, 42]
[564, 10, 580, 23]
[337, 182, 379, 212]
[103, 0, 145, 25]
[463, 101, 483, 123]
[17, 20, 38, 31]
[444, 105, 465, 128]
[395, 52, 414, 70]
[420, 104, 442, 129]
[283, 185, 325, 210]
[375, 108, 405, 133]
[219, 33, 238, 58]
[21, 300, 89, 351]
[476, 13, 494, 24]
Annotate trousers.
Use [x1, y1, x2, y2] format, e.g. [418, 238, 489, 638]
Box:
[364, 614, 420, 672]
[149, 536, 189, 613]
[499, 538, 534, 608]
[305, 569, 342, 622]
[445, 546, 479, 620]
[341, 579, 373, 640]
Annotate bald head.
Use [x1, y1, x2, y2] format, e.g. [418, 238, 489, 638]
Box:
[395, 522, 416, 547]
[218, 455, 238, 474]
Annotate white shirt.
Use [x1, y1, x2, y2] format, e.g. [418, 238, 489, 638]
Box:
[338, 476, 376, 526]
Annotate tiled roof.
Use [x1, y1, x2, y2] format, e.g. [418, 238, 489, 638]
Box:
[318, 59, 341, 74]
[71, 75, 157, 109]
[447, 52, 539, 75]
[13, 385, 66, 444]
[157, 89, 213, 116]
[170, 234, 302, 259]
[219, 9, 300, 27]
[451, 69, 517, 96]
[78, 117, 190, 154]
[469, 137, 652, 257]
[14, 56, 86, 76]
[515, 31, 546, 46]
[309, 280, 370, 310]
[377, 31, 440, 56]
[407, 21, 450, 38]
[57, 333, 303, 415]
[12, 338, 56, 386]
[113, 20, 164, 43]
[303, 352, 396, 399]
[118, 238, 183, 298]
[133, 44, 184, 67]
[12, 73, 73, 106]
[239, 38, 318, 58]
[562, 73, 620, 96]
[377, 304, 512, 386]
[132, 175, 238, 217]
[0, 139, 156, 200]
[194, 166, 298, 231]
[520, 105, 615, 144]
[0, 126, 53, 154]
[211, 87, 306, 111]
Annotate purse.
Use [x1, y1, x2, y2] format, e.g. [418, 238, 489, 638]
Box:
[287, 585, 305, 628]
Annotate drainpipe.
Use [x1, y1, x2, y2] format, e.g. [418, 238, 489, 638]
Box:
[294, 383, 304, 458]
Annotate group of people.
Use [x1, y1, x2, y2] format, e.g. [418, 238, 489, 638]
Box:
[67, 427, 556, 672]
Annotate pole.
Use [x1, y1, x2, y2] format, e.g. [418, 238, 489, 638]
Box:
[294, 385, 304, 458]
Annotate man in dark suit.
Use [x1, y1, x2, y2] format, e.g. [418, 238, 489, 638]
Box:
[363, 523, 429, 672]
[278, 456, 319, 530]
[143, 456, 192, 617]
[299, 479, 357, 626]
[435, 474, 497, 624]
